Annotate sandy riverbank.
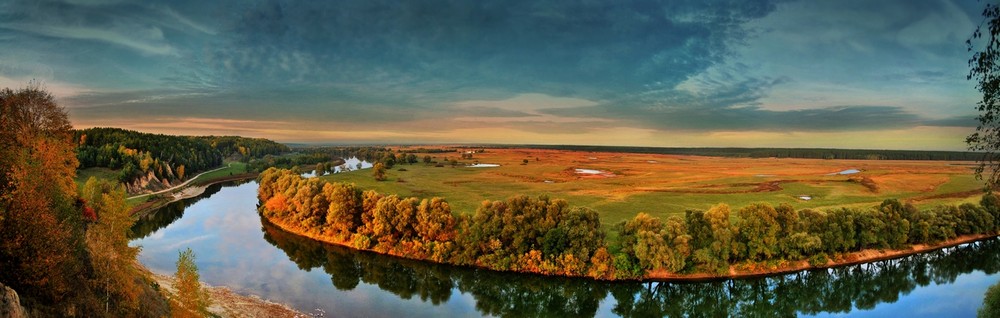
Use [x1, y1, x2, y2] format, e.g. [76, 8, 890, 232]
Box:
[149, 272, 305, 317]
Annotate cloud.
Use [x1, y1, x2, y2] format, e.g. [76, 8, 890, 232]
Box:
[1, 23, 176, 56]
[2, 0, 981, 150]
[208, 0, 781, 100]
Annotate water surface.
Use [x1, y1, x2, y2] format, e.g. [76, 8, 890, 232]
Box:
[130, 181, 1000, 317]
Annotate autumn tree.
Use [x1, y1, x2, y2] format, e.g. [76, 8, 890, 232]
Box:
[82, 177, 141, 314]
[373, 162, 387, 181]
[0, 84, 80, 304]
[688, 204, 733, 274]
[324, 182, 364, 237]
[177, 164, 186, 180]
[173, 248, 210, 318]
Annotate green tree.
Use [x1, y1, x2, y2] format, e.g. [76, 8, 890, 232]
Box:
[982, 281, 1000, 318]
[968, 3, 1000, 188]
[173, 248, 210, 318]
[373, 162, 387, 181]
[423, 155, 432, 164]
[734, 203, 780, 261]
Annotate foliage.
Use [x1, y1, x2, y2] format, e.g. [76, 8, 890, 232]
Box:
[1, 85, 167, 316]
[75, 127, 287, 185]
[968, 3, 1000, 188]
[260, 167, 1000, 280]
[82, 177, 142, 314]
[373, 162, 387, 181]
[982, 281, 1000, 318]
[0, 84, 80, 305]
[173, 248, 210, 318]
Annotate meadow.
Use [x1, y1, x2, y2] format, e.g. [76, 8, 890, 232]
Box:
[320, 147, 986, 230]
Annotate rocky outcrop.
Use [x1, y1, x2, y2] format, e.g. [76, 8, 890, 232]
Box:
[0, 282, 27, 318]
[125, 170, 175, 195]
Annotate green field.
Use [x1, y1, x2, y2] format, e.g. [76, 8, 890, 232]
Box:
[319, 148, 986, 229]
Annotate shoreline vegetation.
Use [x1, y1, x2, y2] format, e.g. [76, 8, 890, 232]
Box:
[128, 167, 259, 217]
[257, 167, 1000, 281]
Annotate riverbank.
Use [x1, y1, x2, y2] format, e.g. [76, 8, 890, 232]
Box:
[129, 172, 258, 217]
[647, 233, 999, 282]
[148, 270, 305, 317]
[262, 210, 999, 282]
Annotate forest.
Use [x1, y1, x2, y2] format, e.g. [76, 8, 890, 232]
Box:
[257, 167, 1000, 280]
[75, 127, 288, 183]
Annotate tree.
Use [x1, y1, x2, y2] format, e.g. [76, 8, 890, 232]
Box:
[423, 155, 432, 164]
[82, 177, 141, 314]
[967, 3, 1000, 188]
[982, 281, 1000, 318]
[173, 248, 210, 318]
[373, 162, 387, 181]
[315, 162, 325, 176]
[177, 164, 185, 180]
[0, 84, 80, 304]
[734, 203, 780, 261]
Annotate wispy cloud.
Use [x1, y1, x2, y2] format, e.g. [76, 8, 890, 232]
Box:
[0, 0, 984, 150]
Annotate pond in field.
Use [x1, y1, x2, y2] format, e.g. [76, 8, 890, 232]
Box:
[829, 169, 862, 175]
[130, 181, 1000, 317]
[468, 163, 500, 168]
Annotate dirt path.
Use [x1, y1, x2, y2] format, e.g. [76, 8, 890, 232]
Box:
[129, 164, 231, 200]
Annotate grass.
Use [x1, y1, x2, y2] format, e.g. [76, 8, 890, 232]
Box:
[74, 167, 119, 193]
[78, 161, 252, 208]
[190, 161, 249, 185]
[320, 148, 988, 230]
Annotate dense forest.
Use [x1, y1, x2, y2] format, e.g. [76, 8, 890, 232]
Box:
[496, 145, 982, 161]
[0, 86, 171, 316]
[75, 127, 288, 183]
[258, 167, 1000, 280]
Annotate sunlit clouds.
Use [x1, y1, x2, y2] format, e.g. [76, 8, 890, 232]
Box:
[0, 0, 982, 150]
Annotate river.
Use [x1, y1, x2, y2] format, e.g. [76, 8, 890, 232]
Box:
[129, 181, 1000, 317]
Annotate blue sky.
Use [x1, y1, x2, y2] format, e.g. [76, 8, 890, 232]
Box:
[0, 0, 983, 149]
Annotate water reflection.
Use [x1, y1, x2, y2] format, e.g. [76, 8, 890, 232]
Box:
[262, 215, 1000, 317]
[130, 180, 251, 239]
[131, 181, 1000, 317]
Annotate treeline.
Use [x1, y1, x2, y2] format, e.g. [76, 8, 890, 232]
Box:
[262, 215, 1000, 317]
[258, 168, 608, 277]
[614, 198, 999, 277]
[75, 127, 288, 182]
[258, 167, 1000, 280]
[502, 145, 981, 161]
[254, 146, 457, 173]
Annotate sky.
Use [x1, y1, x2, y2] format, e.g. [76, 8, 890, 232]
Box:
[0, 0, 986, 150]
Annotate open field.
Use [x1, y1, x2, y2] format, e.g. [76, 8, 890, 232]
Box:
[320, 147, 986, 229]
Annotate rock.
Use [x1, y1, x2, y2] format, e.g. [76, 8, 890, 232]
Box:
[126, 170, 171, 194]
[0, 282, 27, 318]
